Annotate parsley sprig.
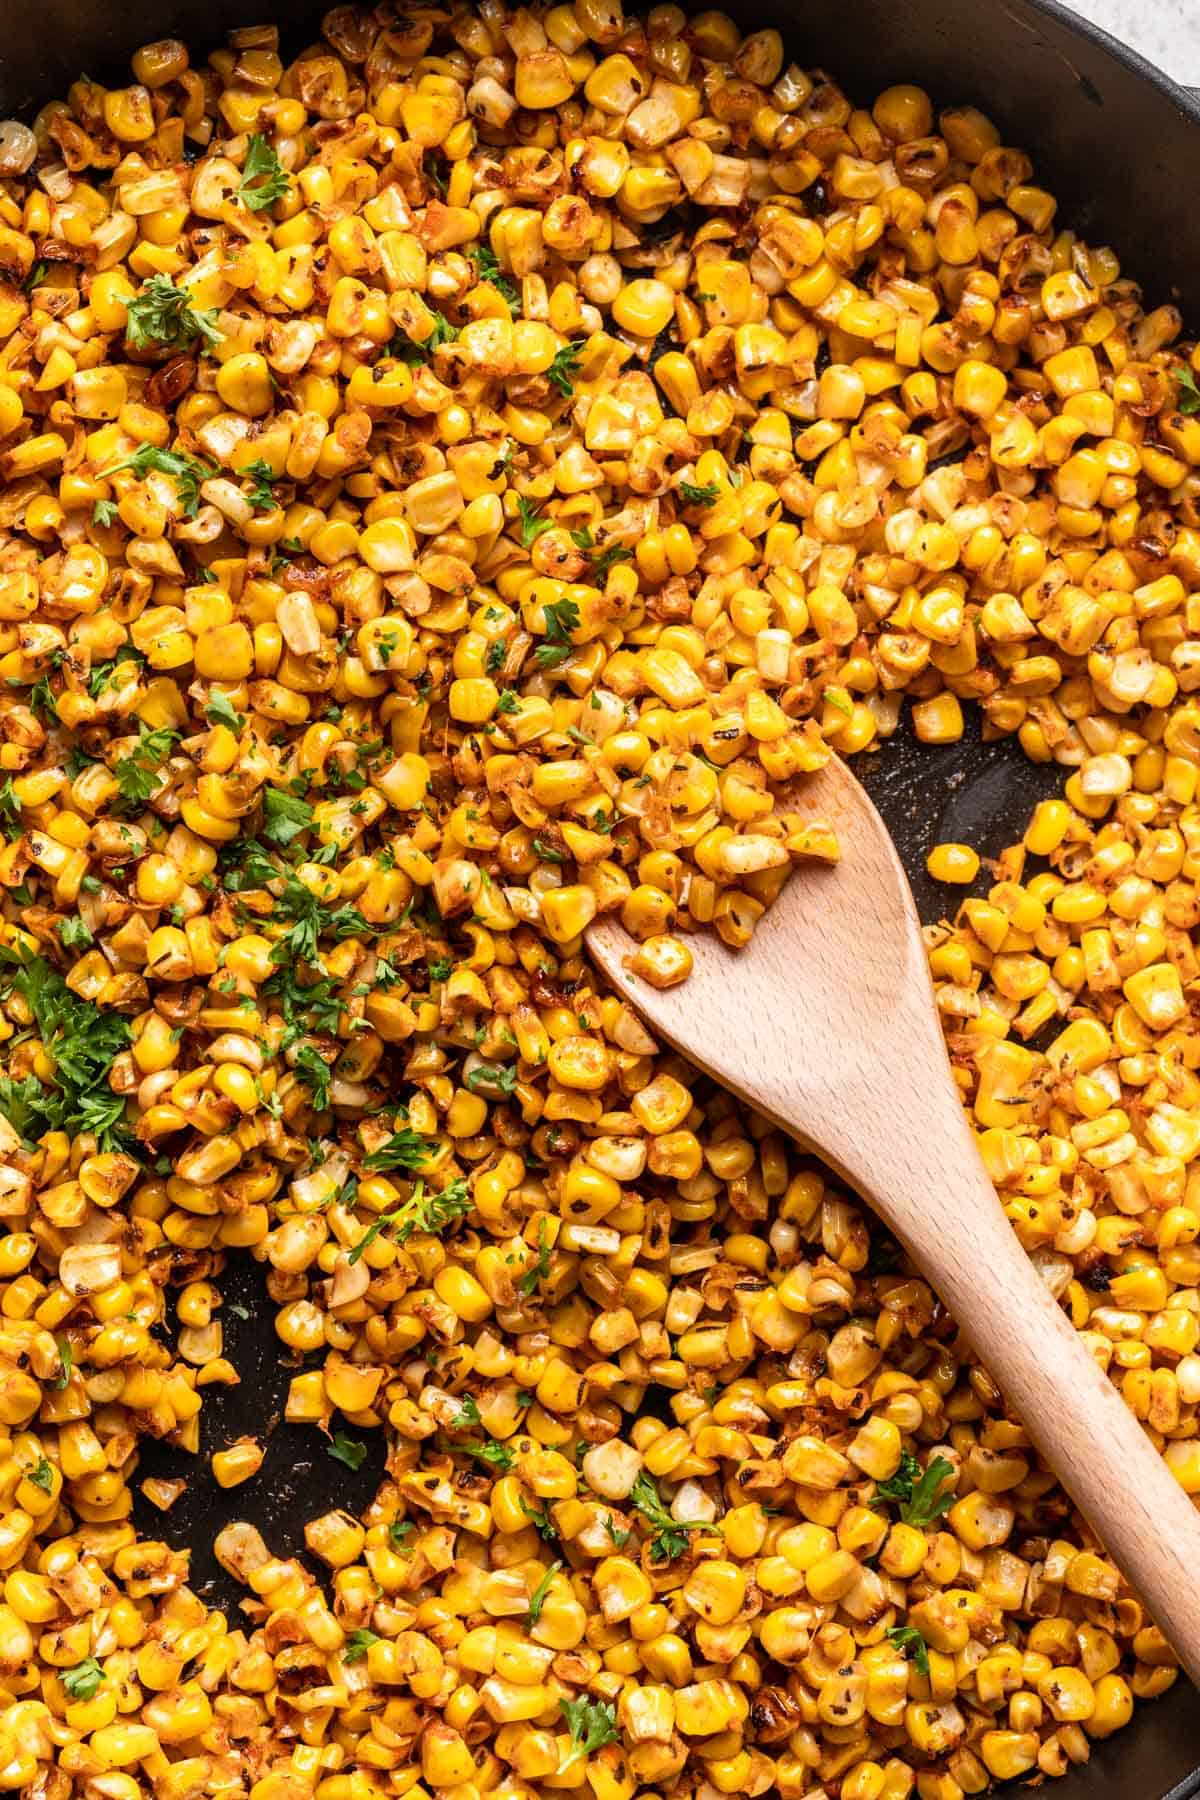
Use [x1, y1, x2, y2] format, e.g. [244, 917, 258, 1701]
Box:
[871, 1452, 955, 1528]
[362, 1127, 434, 1172]
[678, 480, 720, 506]
[1176, 365, 1200, 415]
[102, 445, 213, 518]
[527, 1559, 561, 1625]
[547, 340, 585, 397]
[468, 243, 520, 315]
[123, 275, 223, 353]
[243, 458, 280, 511]
[239, 134, 291, 211]
[886, 1624, 931, 1676]
[628, 1471, 709, 1562]
[533, 598, 581, 670]
[62, 1658, 104, 1701]
[558, 1697, 619, 1770]
[0, 952, 134, 1154]
[348, 1177, 471, 1263]
[114, 723, 179, 805]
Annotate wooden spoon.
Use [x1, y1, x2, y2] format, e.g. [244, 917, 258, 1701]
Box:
[587, 752, 1200, 1685]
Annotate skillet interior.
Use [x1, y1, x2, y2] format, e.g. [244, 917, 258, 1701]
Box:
[2, 0, 1199, 1790]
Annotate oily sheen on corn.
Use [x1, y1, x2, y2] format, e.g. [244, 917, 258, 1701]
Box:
[0, 7, 1197, 1800]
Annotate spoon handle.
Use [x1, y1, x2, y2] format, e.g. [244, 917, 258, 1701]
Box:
[830, 1082, 1200, 1688]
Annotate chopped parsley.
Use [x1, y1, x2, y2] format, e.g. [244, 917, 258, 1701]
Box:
[518, 1217, 552, 1296]
[547, 340, 585, 398]
[57, 917, 94, 952]
[871, 1452, 955, 1528]
[262, 787, 314, 847]
[628, 1471, 709, 1563]
[468, 243, 520, 314]
[61, 1658, 104, 1701]
[362, 1128, 434, 1173]
[206, 692, 245, 732]
[327, 1432, 368, 1471]
[533, 598, 581, 670]
[123, 274, 223, 353]
[102, 445, 212, 518]
[464, 1062, 518, 1096]
[527, 1559, 561, 1625]
[0, 952, 134, 1153]
[27, 1457, 54, 1492]
[238, 134, 291, 211]
[243, 458, 279, 511]
[1176, 365, 1200, 415]
[558, 1697, 619, 1770]
[886, 1624, 930, 1676]
[92, 499, 119, 528]
[342, 1628, 379, 1663]
[114, 724, 179, 805]
[678, 480, 720, 506]
[348, 1177, 471, 1262]
[517, 496, 554, 547]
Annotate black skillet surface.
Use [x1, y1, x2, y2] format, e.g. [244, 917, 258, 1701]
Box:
[6, 0, 1200, 1788]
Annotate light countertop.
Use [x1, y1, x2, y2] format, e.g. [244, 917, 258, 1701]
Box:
[1066, 0, 1199, 83]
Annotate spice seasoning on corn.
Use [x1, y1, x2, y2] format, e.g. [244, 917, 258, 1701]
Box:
[0, 6, 1196, 1796]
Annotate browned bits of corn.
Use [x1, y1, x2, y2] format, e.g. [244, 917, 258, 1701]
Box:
[0, 6, 1196, 1796]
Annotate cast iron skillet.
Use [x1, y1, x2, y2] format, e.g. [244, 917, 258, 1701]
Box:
[4, 0, 1200, 1792]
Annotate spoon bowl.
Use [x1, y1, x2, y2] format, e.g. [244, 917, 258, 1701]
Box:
[588, 753, 1200, 1684]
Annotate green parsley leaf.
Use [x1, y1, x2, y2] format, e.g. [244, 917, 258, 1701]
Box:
[1177, 365, 1200, 416]
[886, 1624, 930, 1676]
[23, 261, 48, 295]
[495, 689, 520, 715]
[362, 1128, 433, 1173]
[602, 1513, 632, 1549]
[427, 956, 453, 981]
[464, 1062, 518, 1096]
[517, 496, 554, 547]
[262, 786, 314, 847]
[243, 458, 279, 511]
[27, 1457, 54, 1492]
[628, 1471, 709, 1563]
[92, 499, 119, 528]
[62, 1658, 104, 1701]
[102, 444, 213, 518]
[342, 1628, 379, 1663]
[678, 480, 720, 506]
[205, 692, 245, 732]
[293, 1043, 332, 1112]
[388, 1519, 414, 1546]
[114, 723, 179, 806]
[519, 1495, 559, 1541]
[388, 311, 460, 363]
[533, 597, 581, 670]
[485, 637, 506, 674]
[465, 1437, 515, 1473]
[348, 1177, 472, 1262]
[468, 243, 520, 315]
[558, 1697, 618, 1771]
[239, 134, 291, 211]
[871, 1452, 955, 1528]
[54, 1338, 74, 1390]
[58, 917, 94, 952]
[123, 275, 223, 353]
[518, 1216, 552, 1296]
[327, 1431, 368, 1471]
[527, 1559, 561, 1625]
[546, 340, 585, 398]
[0, 952, 134, 1153]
